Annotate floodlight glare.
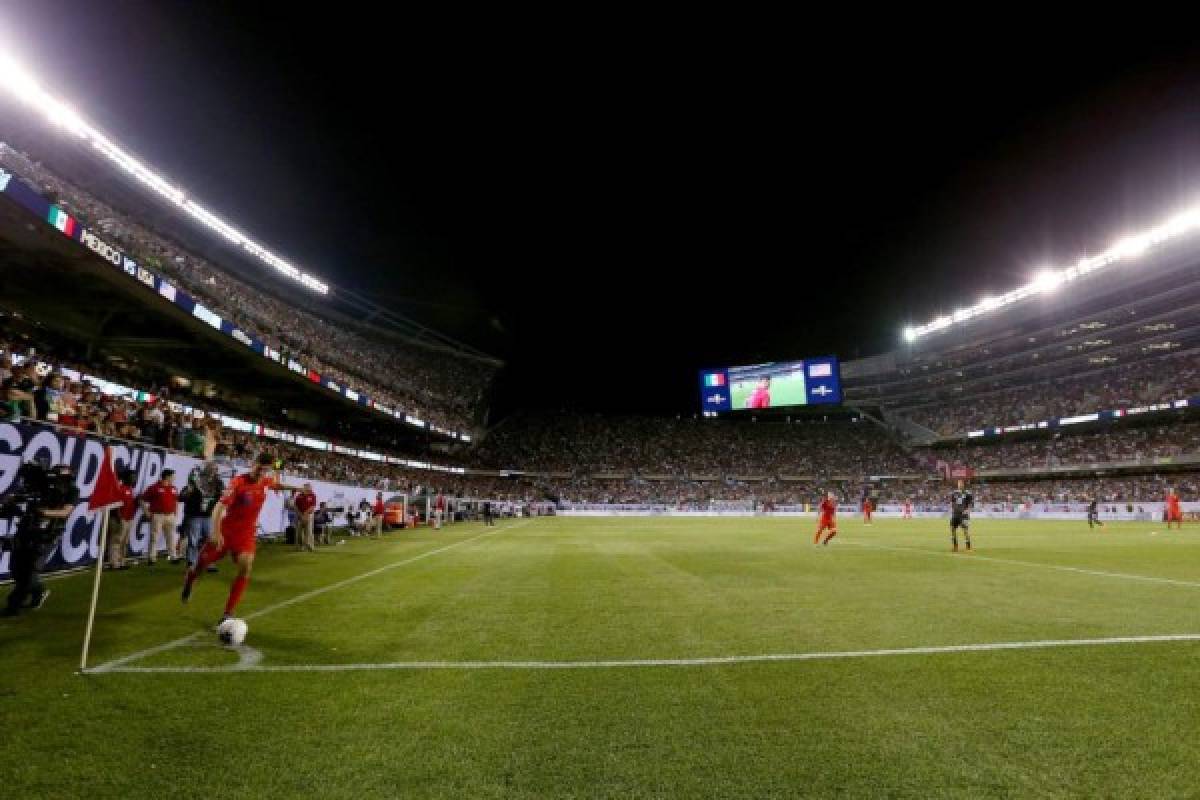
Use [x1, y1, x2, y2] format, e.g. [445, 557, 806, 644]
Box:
[0, 53, 330, 294]
[1032, 270, 1064, 293]
[904, 200, 1200, 340]
[0, 56, 39, 104]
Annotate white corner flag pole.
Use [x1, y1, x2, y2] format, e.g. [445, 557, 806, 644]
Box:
[80, 509, 112, 671]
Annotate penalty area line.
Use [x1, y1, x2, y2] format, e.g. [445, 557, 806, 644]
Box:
[91, 633, 1200, 673]
[84, 521, 529, 674]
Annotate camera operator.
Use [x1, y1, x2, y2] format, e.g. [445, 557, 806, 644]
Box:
[2, 458, 80, 617]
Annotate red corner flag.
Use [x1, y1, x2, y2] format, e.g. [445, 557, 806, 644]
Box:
[88, 446, 125, 512]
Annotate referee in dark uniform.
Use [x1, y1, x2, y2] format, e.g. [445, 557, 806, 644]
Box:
[949, 479, 973, 553]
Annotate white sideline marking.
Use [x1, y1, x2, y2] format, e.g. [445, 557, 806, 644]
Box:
[844, 540, 1200, 589]
[91, 633, 1200, 673]
[85, 521, 529, 674]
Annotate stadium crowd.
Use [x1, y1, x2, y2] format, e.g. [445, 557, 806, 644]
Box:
[0, 142, 494, 431]
[966, 475, 1200, 506]
[896, 350, 1200, 437]
[471, 413, 921, 476]
[545, 474, 1198, 508]
[846, 476, 1195, 507]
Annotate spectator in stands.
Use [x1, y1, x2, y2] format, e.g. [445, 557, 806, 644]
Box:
[145, 401, 166, 445]
[34, 373, 62, 422]
[2, 362, 36, 418]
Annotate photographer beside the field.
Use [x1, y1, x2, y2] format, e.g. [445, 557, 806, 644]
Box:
[2, 458, 80, 617]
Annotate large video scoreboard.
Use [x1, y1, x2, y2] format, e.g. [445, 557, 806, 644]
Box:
[699, 357, 842, 413]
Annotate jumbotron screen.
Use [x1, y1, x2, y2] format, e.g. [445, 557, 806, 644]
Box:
[699, 357, 842, 413]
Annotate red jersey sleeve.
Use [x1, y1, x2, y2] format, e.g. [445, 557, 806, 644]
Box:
[220, 476, 244, 507]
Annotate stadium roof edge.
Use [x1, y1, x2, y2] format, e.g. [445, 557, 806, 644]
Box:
[901, 204, 1200, 344]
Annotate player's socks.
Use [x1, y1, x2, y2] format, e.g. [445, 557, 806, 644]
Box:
[822, 530, 837, 545]
[224, 575, 249, 616]
[182, 566, 200, 603]
[951, 537, 958, 552]
[964, 536, 972, 551]
[183, 548, 217, 602]
[813, 531, 822, 545]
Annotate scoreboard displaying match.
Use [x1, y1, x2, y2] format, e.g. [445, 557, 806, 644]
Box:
[699, 357, 842, 413]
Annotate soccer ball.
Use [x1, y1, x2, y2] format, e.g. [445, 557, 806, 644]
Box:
[217, 618, 249, 646]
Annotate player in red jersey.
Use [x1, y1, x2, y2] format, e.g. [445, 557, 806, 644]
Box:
[861, 495, 873, 525]
[814, 491, 838, 545]
[182, 453, 299, 623]
[1166, 489, 1183, 530]
[745, 377, 771, 409]
[902, 500, 913, 519]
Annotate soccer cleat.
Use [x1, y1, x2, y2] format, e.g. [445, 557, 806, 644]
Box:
[31, 590, 50, 610]
[214, 612, 232, 632]
[181, 581, 192, 604]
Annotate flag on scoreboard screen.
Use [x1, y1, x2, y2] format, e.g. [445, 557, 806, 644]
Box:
[704, 373, 726, 387]
[47, 205, 78, 237]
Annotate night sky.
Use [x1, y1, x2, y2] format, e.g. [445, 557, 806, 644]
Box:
[6, 5, 1200, 415]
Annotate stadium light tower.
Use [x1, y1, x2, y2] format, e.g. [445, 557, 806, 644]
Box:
[0, 51, 330, 294]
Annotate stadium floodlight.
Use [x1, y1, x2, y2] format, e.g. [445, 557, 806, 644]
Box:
[0, 55, 40, 105]
[1031, 269, 1064, 294]
[904, 201, 1200, 341]
[0, 53, 330, 294]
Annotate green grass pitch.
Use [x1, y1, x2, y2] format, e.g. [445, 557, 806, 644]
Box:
[3, 516, 1200, 798]
[729, 369, 806, 408]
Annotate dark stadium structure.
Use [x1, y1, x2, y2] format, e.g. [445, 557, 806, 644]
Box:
[2, 50, 1200, 509]
[0, 197, 449, 458]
